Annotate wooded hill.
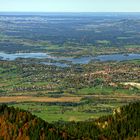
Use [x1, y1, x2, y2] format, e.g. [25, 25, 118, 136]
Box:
[0, 102, 140, 140]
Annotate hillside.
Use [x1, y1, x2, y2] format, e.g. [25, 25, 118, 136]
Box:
[0, 105, 64, 140]
[0, 102, 140, 140]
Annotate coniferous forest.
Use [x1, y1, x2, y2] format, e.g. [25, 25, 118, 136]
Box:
[0, 102, 140, 140]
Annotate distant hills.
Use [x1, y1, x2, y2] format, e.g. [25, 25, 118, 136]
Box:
[0, 102, 140, 140]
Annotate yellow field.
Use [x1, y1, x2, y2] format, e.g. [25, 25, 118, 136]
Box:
[0, 94, 140, 103]
[0, 96, 82, 103]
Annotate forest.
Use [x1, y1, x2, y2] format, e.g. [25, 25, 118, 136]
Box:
[0, 101, 140, 139]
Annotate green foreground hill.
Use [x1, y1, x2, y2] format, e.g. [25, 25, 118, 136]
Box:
[0, 102, 140, 140]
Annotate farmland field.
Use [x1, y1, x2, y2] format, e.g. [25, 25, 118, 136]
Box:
[0, 13, 140, 122]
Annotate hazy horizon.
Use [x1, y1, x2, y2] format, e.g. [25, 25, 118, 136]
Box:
[0, 12, 140, 16]
[0, 0, 140, 12]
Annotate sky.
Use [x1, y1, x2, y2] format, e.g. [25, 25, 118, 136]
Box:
[0, 0, 140, 12]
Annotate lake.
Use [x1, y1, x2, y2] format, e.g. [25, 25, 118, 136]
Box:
[0, 52, 140, 67]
